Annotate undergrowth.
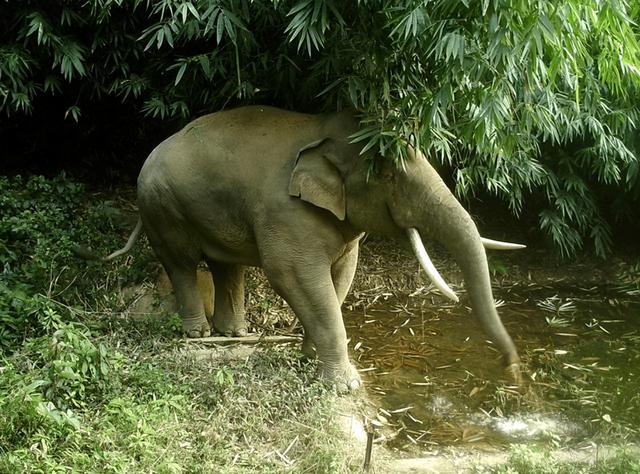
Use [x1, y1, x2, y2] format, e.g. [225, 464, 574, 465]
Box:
[0, 342, 356, 473]
[0, 175, 358, 473]
[0, 174, 153, 351]
[478, 445, 640, 473]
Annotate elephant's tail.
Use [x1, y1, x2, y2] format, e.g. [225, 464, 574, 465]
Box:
[72, 218, 144, 262]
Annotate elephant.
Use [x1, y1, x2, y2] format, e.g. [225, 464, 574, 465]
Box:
[89, 105, 524, 391]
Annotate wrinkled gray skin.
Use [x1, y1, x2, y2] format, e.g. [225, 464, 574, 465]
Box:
[135, 106, 519, 391]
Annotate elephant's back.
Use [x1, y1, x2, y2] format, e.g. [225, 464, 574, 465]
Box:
[136, 106, 325, 245]
[185, 106, 321, 142]
[149, 106, 322, 180]
[189, 106, 322, 174]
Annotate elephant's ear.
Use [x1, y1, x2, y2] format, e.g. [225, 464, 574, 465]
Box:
[288, 138, 346, 221]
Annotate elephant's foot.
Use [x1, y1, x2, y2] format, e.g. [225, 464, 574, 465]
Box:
[317, 360, 362, 393]
[183, 317, 211, 338]
[212, 315, 248, 337]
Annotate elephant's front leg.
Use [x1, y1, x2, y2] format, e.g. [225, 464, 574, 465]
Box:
[302, 238, 361, 358]
[265, 263, 361, 392]
[206, 260, 248, 337]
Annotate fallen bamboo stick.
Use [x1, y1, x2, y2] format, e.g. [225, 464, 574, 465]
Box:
[185, 335, 302, 345]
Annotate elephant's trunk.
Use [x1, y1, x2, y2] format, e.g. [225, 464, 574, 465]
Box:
[420, 223, 520, 370]
[406, 151, 520, 370]
[441, 217, 520, 368]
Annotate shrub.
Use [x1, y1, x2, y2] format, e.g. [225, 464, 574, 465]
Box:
[0, 174, 153, 353]
[2, 2, 640, 256]
[22, 323, 116, 409]
[0, 363, 80, 451]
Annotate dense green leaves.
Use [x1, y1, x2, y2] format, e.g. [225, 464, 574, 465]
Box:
[1, 0, 639, 256]
[285, 0, 344, 54]
[0, 175, 152, 352]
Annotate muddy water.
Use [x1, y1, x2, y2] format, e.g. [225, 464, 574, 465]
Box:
[344, 284, 640, 451]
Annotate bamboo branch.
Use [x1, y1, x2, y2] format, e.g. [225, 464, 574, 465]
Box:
[185, 335, 302, 345]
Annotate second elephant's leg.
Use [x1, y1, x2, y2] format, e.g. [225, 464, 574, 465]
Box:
[332, 238, 360, 305]
[206, 260, 248, 337]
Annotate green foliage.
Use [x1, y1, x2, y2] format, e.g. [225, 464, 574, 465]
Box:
[0, 342, 357, 473]
[0, 174, 126, 287]
[0, 175, 80, 350]
[1, 175, 84, 280]
[0, 286, 63, 352]
[212, 365, 234, 387]
[0, 322, 119, 454]
[0, 363, 80, 451]
[488, 257, 509, 277]
[336, 1, 640, 258]
[0, 175, 152, 353]
[1, 1, 640, 256]
[22, 323, 116, 409]
[482, 445, 640, 473]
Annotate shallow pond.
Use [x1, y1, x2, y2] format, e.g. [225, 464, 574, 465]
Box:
[344, 283, 640, 451]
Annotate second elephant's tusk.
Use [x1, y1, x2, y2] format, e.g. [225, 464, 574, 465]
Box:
[406, 228, 459, 303]
[481, 237, 526, 250]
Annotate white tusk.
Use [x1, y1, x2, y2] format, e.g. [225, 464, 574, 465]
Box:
[481, 237, 526, 250]
[407, 228, 459, 303]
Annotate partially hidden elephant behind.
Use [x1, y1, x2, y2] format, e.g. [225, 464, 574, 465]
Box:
[90, 106, 525, 391]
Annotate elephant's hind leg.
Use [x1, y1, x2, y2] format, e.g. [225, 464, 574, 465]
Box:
[206, 260, 248, 337]
[139, 193, 210, 337]
[145, 230, 210, 337]
[166, 263, 211, 338]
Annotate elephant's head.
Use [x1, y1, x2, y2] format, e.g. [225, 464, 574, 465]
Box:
[289, 112, 522, 376]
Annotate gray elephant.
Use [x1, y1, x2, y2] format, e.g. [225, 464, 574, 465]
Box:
[93, 106, 523, 391]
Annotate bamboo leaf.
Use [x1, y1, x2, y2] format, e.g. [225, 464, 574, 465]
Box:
[175, 62, 187, 85]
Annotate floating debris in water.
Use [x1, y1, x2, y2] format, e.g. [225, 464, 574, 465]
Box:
[343, 277, 640, 451]
[537, 296, 577, 314]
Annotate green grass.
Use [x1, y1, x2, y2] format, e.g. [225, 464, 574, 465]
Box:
[0, 175, 360, 473]
[477, 445, 640, 473]
[0, 330, 360, 473]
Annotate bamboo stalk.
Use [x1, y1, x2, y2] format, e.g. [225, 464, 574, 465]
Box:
[185, 335, 302, 345]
